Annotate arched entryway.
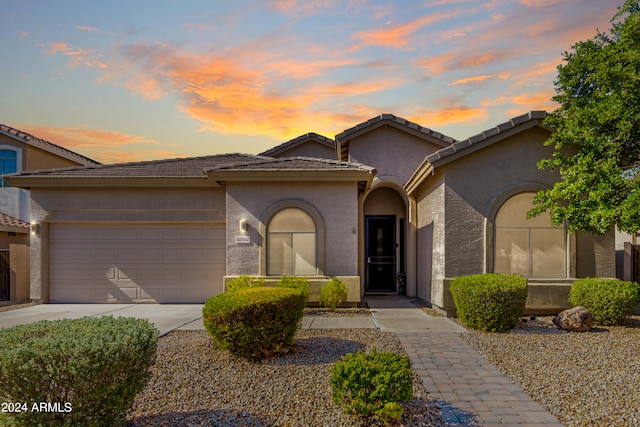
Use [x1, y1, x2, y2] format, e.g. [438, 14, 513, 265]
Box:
[362, 185, 407, 293]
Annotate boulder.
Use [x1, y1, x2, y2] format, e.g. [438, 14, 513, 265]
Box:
[552, 306, 595, 332]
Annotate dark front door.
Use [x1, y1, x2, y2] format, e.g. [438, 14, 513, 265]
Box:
[365, 216, 396, 292]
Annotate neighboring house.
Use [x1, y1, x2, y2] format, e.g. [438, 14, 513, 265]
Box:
[6, 112, 615, 314]
[0, 124, 100, 301]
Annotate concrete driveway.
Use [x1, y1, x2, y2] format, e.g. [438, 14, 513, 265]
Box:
[0, 304, 205, 336]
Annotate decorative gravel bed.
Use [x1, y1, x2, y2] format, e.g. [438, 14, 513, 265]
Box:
[460, 315, 640, 427]
[126, 329, 444, 427]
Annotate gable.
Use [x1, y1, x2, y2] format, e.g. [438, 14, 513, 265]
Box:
[259, 133, 336, 159]
[405, 111, 550, 194]
[342, 124, 449, 185]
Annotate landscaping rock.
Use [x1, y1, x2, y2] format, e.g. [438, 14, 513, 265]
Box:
[552, 306, 595, 332]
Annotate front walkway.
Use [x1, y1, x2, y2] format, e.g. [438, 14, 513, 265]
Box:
[366, 296, 564, 427]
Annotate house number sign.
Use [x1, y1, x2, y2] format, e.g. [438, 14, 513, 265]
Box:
[236, 235, 251, 244]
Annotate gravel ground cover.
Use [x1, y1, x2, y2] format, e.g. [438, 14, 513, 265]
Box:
[460, 315, 640, 427]
[126, 328, 444, 427]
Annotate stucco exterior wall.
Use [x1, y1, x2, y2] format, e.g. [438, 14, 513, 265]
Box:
[25, 145, 87, 170]
[28, 186, 226, 302]
[413, 126, 616, 312]
[225, 181, 359, 277]
[347, 126, 444, 185]
[415, 171, 445, 303]
[270, 143, 335, 159]
[441, 127, 561, 277]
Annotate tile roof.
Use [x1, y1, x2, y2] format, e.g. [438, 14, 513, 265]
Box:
[335, 113, 457, 145]
[404, 111, 549, 195]
[7, 153, 374, 186]
[0, 124, 100, 166]
[205, 156, 373, 172]
[0, 212, 29, 232]
[424, 111, 548, 165]
[8, 153, 270, 179]
[259, 133, 335, 157]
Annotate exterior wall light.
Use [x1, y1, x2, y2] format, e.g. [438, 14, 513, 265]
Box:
[239, 219, 247, 233]
[30, 221, 40, 236]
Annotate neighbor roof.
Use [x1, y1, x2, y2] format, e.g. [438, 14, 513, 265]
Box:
[335, 114, 457, 161]
[405, 111, 549, 194]
[0, 124, 100, 166]
[0, 212, 29, 233]
[259, 132, 335, 157]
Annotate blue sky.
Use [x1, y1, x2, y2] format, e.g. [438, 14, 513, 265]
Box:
[1, 0, 618, 163]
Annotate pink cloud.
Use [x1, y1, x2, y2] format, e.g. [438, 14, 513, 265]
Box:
[352, 11, 459, 50]
[15, 124, 160, 163]
[448, 75, 494, 86]
[76, 25, 98, 32]
[409, 106, 489, 128]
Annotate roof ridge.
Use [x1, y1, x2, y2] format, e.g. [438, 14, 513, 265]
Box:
[259, 132, 335, 156]
[425, 111, 548, 164]
[335, 113, 457, 144]
[0, 124, 101, 165]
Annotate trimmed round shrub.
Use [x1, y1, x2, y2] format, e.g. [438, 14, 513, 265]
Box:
[226, 275, 265, 292]
[330, 348, 413, 424]
[319, 277, 348, 310]
[569, 278, 640, 326]
[0, 316, 158, 427]
[203, 286, 307, 360]
[450, 273, 528, 332]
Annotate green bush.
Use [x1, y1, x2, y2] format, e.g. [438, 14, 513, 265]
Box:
[330, 348, 413, 424]
[226, 275, 265, 292]
[0, 316, 158, 427]
[319, 277, 348, 310]
[569, 278, 640, 326]
[275, 275, 310, 299]
[450, 273, 528, 332]
[203, 286, 307, 360]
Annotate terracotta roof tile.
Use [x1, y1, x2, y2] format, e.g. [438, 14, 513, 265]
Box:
[0, 212, 29, 231]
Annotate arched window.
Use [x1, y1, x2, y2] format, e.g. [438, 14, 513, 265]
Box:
[267, 207, 317, 276]
[0, 149, 17, 188]
[494, 192, 566, 278]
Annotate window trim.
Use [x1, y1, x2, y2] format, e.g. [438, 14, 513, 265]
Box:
[485, 184, 571, 278]
[0, 146, 21, 188]
[259, 200, 325, 277]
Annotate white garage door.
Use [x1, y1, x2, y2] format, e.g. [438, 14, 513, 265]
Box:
[50, 224, 225, 303]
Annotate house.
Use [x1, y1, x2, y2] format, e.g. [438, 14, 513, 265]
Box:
[0, 125, 100, 302]
[6, 112, 615, 313]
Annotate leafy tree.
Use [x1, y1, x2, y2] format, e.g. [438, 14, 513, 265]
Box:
[531, 1, 640, 234]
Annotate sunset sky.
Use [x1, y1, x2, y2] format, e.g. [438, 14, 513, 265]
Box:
[1, 0, 619, 164]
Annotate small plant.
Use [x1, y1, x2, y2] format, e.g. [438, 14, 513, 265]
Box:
[226, 275, 265, 292]
[203, 286, 307, 360]
[569, 278, 640, 326]
[319, 277, 348, 310]
[275, 275, 310, 297]
[330, 348, 413, 424]
[0, 316, 158, 427]
[450, 273, 528, 332]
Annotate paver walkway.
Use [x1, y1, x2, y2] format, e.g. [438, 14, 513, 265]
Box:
[366, 296, 564, 427]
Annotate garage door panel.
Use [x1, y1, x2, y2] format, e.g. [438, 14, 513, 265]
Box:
[50, 224, 225, 303]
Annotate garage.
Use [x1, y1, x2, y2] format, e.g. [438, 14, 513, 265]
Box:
[49, 224, 225, 303]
